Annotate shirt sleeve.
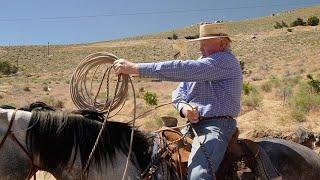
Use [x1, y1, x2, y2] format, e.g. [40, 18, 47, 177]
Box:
[172, 82, 188, 118]
[137, 54, 237, 82]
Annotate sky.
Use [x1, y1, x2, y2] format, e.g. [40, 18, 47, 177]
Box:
[0, 0, 319, 45]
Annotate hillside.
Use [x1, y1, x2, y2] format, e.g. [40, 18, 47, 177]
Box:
[1, 4, 320, 144]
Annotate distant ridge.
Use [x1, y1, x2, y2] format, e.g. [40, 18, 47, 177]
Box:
[108, 4, 320, 42]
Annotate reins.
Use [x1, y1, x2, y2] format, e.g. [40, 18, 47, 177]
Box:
[0, 109, 38, 180]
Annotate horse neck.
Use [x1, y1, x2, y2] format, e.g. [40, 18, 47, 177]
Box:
[51, 150, 143, 180]
[0, 108, 36, 179]
[26, 111, 150, 179]
[49, 135, 145, 179]
[0, 108, 31, 149]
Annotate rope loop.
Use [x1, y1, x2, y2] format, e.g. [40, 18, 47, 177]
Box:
[70, 52, 129, 114]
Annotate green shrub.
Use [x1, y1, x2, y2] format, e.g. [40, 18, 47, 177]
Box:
[290, 108, 307, 122]
[168, 32, 178, 40]
[283, 76, 301, 87]
[279, 86, 293, 99]
[274, 21, 288, 29]
[281, 21, 288, 28]
[242, 91, 262, 108]
[242, 83, 262, 108]
[154, 116, 163, 127]
[144, 115, 163, 129]
[42, 97, 64, 109]
[0, 61, 18, 75]
[56, 100, 64, 108]
[143, 91, 158, 106]
[261, 81, 272, 92]
[274, 21, 282, 29]
[43, 86, 50, 92]
[139, 87, 145, 92]
[243, 82, 256, 95]
[307, 16, 319, 26]
[290, 17, 306, 27]
[307, 74, 320, 93]
[172, 33, 178, 40]
[239, 60, 247, 74]
[269, 76, 281, 88]
[287, 28, 293, 32]
[289, 83, 320, 112]
[23, 87, 31, 92]
[184, 35, 199, 40]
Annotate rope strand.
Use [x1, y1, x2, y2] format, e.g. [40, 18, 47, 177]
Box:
[70, 52, 128, 114]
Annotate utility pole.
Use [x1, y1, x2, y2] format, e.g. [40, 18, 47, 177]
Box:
[47, 42, 50, 57]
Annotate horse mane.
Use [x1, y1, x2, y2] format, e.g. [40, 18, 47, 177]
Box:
[0, 101, 56, 111]
[26, 110, 151, 173]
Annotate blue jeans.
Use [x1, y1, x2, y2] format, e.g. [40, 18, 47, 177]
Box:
[188, 118, 237, 180]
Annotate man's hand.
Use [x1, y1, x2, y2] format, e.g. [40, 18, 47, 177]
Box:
[113, 59, 139, 75]
[182, 105, 199, 123]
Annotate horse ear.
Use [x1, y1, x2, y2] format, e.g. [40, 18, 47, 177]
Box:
[19, 101, 55, 112]
[0, 105, 16, 109]
[30, 101, 56, 111]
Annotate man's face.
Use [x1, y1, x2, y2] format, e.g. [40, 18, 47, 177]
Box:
[199, 38, 223, 57]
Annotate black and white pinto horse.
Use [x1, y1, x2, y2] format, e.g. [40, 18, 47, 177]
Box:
[1, 104, 320, 180]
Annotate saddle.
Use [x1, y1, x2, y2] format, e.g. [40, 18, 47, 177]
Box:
[149, 116, 281, 180]
[158, 128, 192, 178]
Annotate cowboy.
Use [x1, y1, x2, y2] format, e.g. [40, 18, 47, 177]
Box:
[113, 22, 242, 180]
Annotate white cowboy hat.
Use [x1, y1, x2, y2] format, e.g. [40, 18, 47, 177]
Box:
[189, 23, 231, 42]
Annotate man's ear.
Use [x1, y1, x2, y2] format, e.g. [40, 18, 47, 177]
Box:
[220, 39, 227, 50]
[219, 40, 224, 49]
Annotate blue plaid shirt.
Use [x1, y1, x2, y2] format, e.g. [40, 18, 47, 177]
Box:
[137, 49, 242, 117]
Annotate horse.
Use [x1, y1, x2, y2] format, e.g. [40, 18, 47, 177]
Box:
[1, 104, 320, 180]
[0, 104, 155, 180]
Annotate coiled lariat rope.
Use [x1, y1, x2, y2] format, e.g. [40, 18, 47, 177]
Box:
[70, 52, 128, 114]
[70, 52, 135, 179]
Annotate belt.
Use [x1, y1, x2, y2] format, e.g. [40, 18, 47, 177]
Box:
[199, 116, 234, 121]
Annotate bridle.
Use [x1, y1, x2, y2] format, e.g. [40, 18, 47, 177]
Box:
[0, 109, 38, 180]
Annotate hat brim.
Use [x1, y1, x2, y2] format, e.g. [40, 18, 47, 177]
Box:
[188, 36, 230, 42]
